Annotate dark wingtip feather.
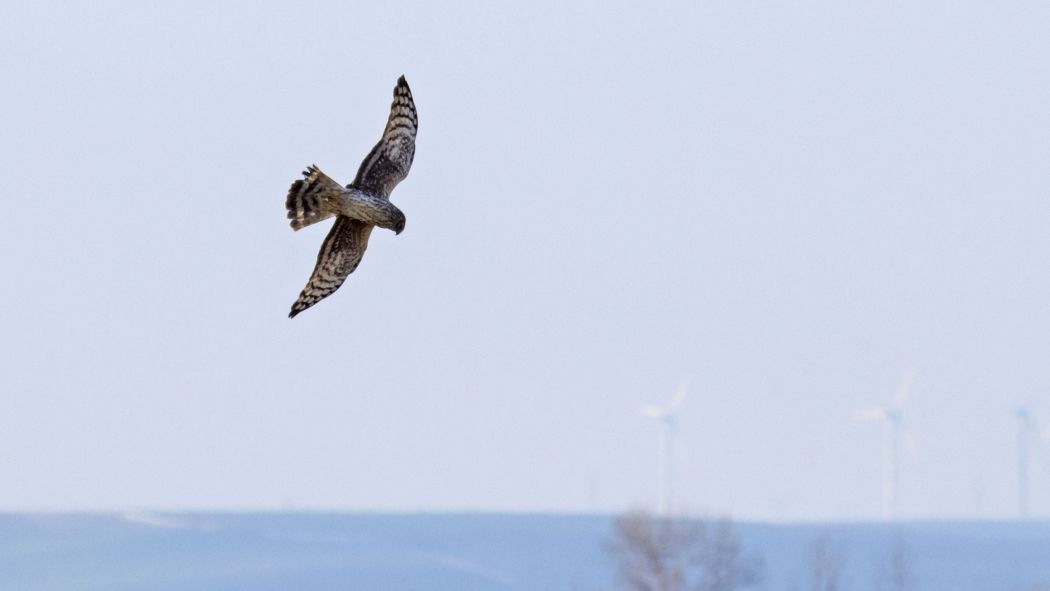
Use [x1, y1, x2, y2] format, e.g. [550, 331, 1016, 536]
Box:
[289, 293, 319, 318]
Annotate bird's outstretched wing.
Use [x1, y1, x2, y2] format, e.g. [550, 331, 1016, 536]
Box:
[350, 76, 418, 198]
[288, 216, 374, 318]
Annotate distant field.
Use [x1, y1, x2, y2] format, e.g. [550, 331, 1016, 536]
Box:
[3, 513, 1050, 590]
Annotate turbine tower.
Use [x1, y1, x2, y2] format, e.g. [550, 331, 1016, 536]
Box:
[641, 376, 689, 516]
[1015, 407, 1034, 520]
[853, 369, 914, 521]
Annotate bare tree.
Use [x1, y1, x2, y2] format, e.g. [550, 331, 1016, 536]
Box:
[808, 532, 845, 591]
[697, 520, 763, 591]
[607, 510, 703, 591]
[607, 511, 762, 591]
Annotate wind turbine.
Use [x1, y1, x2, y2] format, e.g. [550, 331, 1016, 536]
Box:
[641, 376, 690, 516]
[1016, 407, 1035, 520]
[853, 369, 914, 521]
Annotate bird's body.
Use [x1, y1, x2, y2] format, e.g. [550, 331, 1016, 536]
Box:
[287, 166, 405, 232]
[285, 76, 417, 318]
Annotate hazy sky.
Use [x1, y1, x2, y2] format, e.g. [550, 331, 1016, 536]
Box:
[2, 1, 1049, 521]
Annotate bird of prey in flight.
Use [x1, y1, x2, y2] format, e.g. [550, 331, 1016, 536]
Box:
[285, 76, 417, 318]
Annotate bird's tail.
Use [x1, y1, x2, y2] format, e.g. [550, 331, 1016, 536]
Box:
[286, 165, 344, 231]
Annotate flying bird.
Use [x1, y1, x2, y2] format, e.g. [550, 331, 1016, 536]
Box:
[285, 76, 417, 318]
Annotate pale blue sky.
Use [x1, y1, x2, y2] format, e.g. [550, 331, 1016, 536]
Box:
[2, 1, 1049, 520]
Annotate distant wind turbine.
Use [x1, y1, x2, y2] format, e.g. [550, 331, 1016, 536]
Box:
[1016, 407, 1035, 520]
[641, 376, 689, 516]
[853, 369, 914, 521]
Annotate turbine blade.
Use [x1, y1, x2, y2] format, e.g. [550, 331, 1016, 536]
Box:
[640, 404, 667, 418]
[853, 406, 887, 421]
[891, 368, 915, 409]
[901, 427, 919, 459]
[667, 375, 690, 411]
[674, 434, 690, 467]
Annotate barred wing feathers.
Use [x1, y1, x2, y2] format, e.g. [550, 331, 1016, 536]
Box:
[351, 76, 418, 198]
[288, 216, 374, 318]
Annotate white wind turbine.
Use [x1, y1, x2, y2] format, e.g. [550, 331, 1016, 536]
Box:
[853, 369, 914, 521]
[641, 376, 690, 516]
[1015, 407, 1035, 520]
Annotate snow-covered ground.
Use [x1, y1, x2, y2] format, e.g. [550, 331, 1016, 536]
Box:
[3, 513, 1050, 590]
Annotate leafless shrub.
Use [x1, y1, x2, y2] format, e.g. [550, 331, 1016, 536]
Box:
[808, 532, 845, 591]
[889, 533, 911, 591]
[607, 510, 762, 591]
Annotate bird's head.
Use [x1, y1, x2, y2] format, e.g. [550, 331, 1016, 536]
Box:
[393, 211, 406, 235]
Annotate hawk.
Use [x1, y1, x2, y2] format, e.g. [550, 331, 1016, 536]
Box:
[285, 76, 417, 318]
